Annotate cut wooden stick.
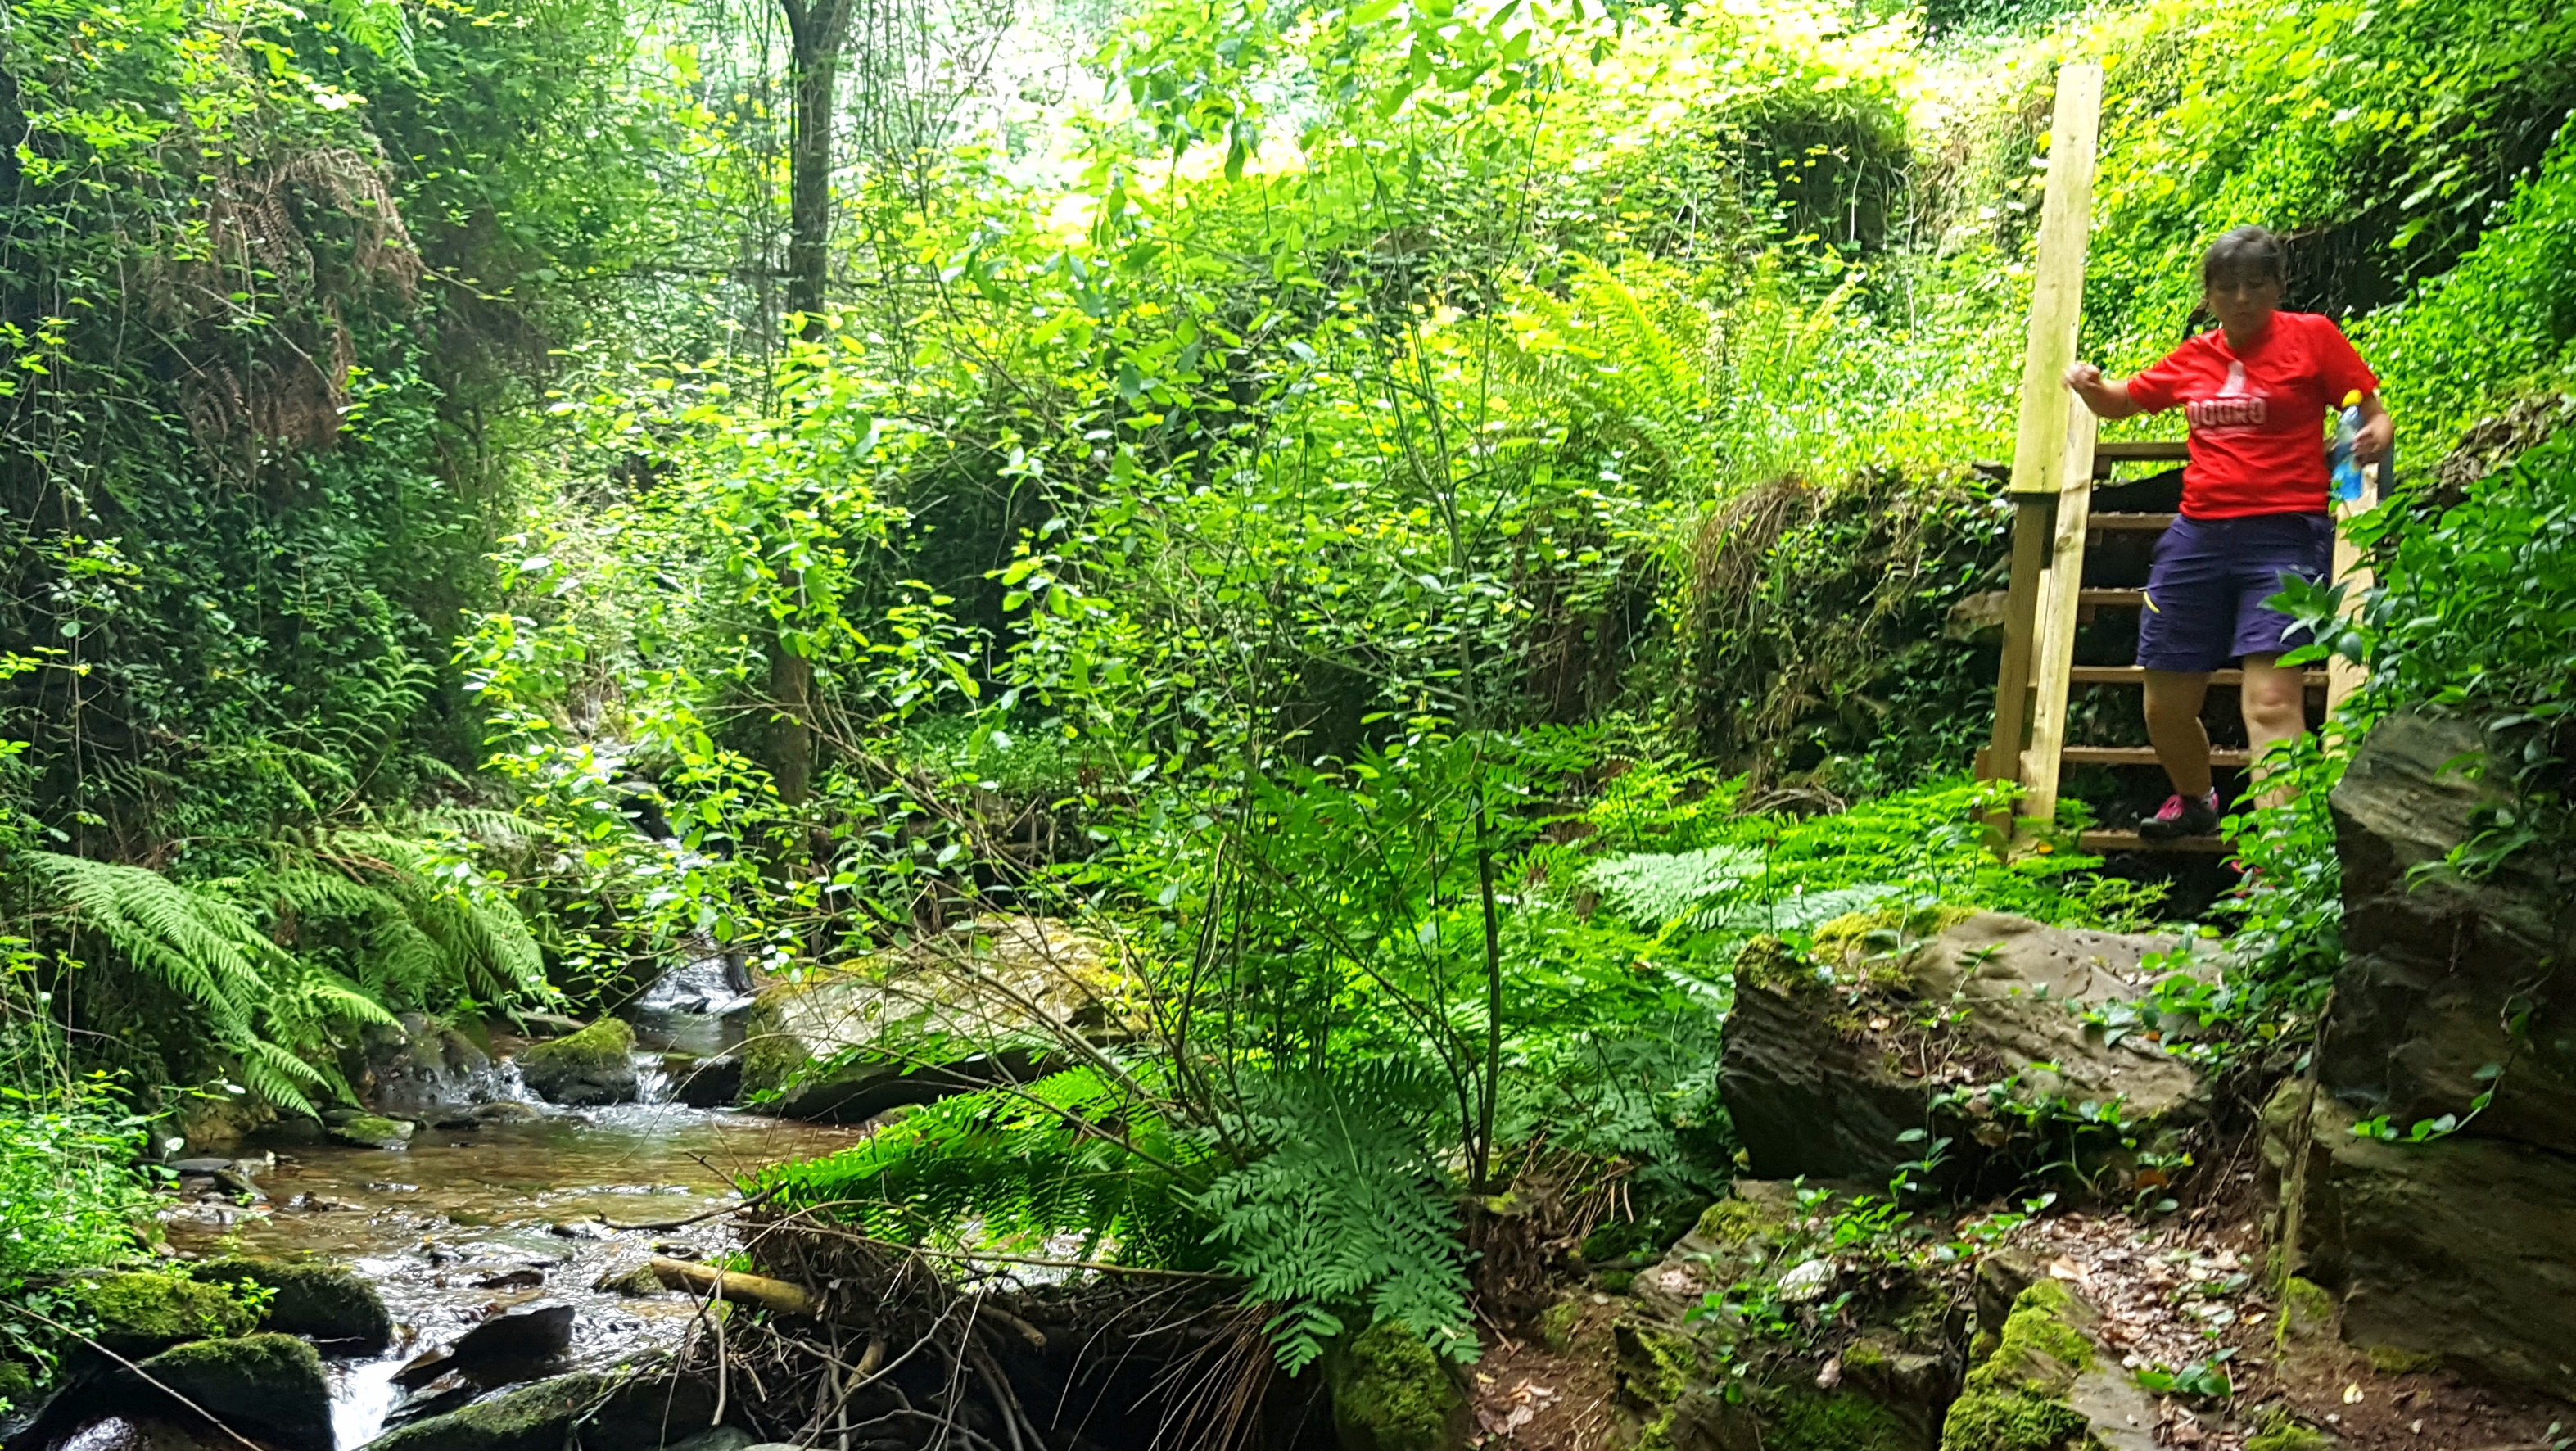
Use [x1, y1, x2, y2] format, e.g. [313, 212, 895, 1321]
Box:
[650, 1256, 820, 1317]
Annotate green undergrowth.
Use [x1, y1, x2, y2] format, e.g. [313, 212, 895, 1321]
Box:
[1570, 770, 2164, 970]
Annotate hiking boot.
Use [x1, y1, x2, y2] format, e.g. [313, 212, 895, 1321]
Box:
[2138, 789, 2221, 842]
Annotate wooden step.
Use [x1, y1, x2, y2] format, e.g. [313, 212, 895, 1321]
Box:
[2077, 829, 2234, 855]
[2086, 512, 2178, 533]
[2091, 441, 2190, 463]
[2060, 745, 2253, 766]
[2077, 589, 2146, 608]
[2067, 666, 2330, 686]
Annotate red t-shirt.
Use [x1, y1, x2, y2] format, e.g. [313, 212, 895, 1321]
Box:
[2124, 311, 2380, 519]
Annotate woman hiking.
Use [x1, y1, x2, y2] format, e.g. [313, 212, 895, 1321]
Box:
[2062, 225, 2391, 840]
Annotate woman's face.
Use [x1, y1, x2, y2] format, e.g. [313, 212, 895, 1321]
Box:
[2203, 271, 2284, 337]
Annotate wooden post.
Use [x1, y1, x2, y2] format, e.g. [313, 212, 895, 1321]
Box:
[2005, 63, 2104, 505]
[1982, 496, 2054, 785]
[2325, 465, 2379, 713]
[1981, 61, 2104, 843]
[2022, 407, 2099, 822]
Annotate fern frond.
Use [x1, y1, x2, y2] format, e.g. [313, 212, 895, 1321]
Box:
[1199, 1066, 1474, 1372]
[760, 1065, 1209, 1265]
[277, 829, 557, 1013]
[237, 1038, 328, 1119]
[1582, 844, 1764, 928]
[33, 853, 276, 1037]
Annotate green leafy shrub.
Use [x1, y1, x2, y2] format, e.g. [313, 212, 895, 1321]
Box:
[2354, 429, 2576, 852]
[0, 1093, 151, 1282]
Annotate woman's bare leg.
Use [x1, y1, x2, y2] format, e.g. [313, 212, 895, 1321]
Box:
[2143, 669, 2216, 798]
[2239, 652, 2310, 806]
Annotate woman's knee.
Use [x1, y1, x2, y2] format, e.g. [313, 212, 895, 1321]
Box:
[2239, 671, 2308, 731]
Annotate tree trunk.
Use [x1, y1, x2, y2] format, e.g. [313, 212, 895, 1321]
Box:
[766, 0, 851, 805]
[768, 609, 814, 806]
[780, 0, 853, 341]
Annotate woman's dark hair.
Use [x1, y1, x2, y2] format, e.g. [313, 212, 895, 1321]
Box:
[2202, 225, 2287, 290]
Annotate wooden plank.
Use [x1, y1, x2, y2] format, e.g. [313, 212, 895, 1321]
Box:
[2079, 830, 2235, 856]
[2086, 513, 2178, 532]
[2069, 665, 2328, 686]
[2021, 406, 2098, 823]
[2061, 745, 2254, 766]
[2005, 63, 2104, 498]
[2078, 588, 2146, 607]
[1980, 495, 2058, 796]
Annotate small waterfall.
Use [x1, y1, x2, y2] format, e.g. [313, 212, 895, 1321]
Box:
[631, 1051, 675, 1105]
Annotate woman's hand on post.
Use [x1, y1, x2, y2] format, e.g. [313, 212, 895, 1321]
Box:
[2354, 394, 2394, 467]
[2062, 362, 2135, 419]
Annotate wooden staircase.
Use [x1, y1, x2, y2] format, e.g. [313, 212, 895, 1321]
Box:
[1974, 436, 2338, 854]
[1968, 65, 2369, 856]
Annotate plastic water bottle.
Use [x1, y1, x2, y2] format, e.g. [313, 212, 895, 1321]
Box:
[2330, 390, 2366, 504]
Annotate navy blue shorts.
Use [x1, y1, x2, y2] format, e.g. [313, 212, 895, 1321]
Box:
[2135, 512, 2334, 673]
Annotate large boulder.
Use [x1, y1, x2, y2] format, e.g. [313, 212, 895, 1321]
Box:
[393, 1304, 577, 1392]
[362, 1013, 504, 1119]
[2262, 712, 2576, 1400]
[134, 1333, 333, 1451]
[13, 1333, 332, 1451]
[2263, 1083, 2576, 1402]
[188, 1255, 393, 1353]
[663, 1053, 743, 1109]
[2318, 712, 2574, 1155]
[1720, 911, 2203, 1191]
[1937, 1276, 2158, 1451]
[739, 916, 1130, 1122]
[517, 1018, 639, 1106]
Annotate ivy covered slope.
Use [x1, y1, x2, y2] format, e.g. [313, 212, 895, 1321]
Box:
[0, 0, 2573, 1432]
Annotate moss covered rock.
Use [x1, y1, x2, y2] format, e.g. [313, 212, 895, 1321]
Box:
[1327, 1321, 1468, 1451]
[517, 1017, 639, 1105]
[189, 1254, 392, 1352]
[739, 916, 1128, 1120]
[1534, 1297, 1584, 1351]
[0, 1356, 35, 1410]
[1764, 1383, 1920, 1451]
[74, 1272, 258, 1354]
[1939, 1282, 2095, 1451]
[1613, 1318, 1701, 1410]
[363, 1011, 500, 1119]
[328, 1113, 417, 1150]
[591, 1261, 667, 1297]
[133, 1332, 332, 1451]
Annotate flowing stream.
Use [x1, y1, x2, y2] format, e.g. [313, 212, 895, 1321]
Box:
[156, 970, 858, 1449]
